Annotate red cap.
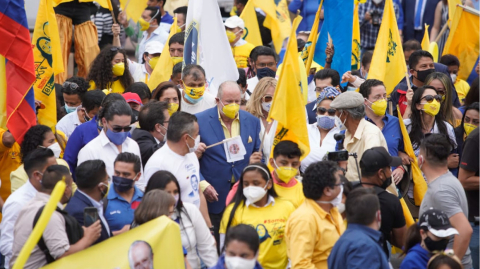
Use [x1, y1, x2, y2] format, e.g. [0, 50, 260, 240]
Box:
[122, 92, 142, 105]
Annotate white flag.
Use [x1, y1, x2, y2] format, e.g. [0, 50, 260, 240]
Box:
[223, 136, 246, 163]
[184, 0, 239, 96]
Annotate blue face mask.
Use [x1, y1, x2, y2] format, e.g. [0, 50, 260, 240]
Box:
[183, 93, 203, 104]
[105, 128, 129, 145]
[346, 86, 357, 92]
[112, 175, 136, 192]
[65, 104, 79, 114]
[317, 115, 335, 130]
[256, 67, 276, 80]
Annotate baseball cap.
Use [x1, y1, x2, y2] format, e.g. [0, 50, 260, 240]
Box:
[330, 91, 364, 109]
[419, 208, 459, 238]
[122, 92, 142, 105]
[360, 147, 402, 173]
[145, 41, 164, 55]
[224, 16, 245, 30]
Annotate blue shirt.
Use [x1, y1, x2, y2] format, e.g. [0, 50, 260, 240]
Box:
[366, 114, 404, 158]
[161, 11, 174, 24]
[327, 223, 390, 269]
[400, 243, 430, 269]
[105, 184, 143, 232]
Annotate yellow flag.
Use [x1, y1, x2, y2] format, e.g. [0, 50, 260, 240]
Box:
[443, 5, 479, 81]
[368, 0, 407, 95]
[240, 0, 262, 47]
[148, 18, 180, 91]
[352, 3, 361, 70]
[32, 0, 64, 132]
[253, 0, 292, 54]
[304, 0, 324, 74]
[268, 15, 310, 165]
[119, 0, 149, 23]
[448, 0, 463, 23]
[397, 106, 427, 206]
[421, 24, 430, 50]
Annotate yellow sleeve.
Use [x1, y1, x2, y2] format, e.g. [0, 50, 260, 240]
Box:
[10, 164, 28, 193]
[219, 203, 235, 234]
[285, 213, 317, 269]
[199, 180, 211, 192]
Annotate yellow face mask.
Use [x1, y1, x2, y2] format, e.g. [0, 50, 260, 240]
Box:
[367, 98, 387, 116]
[184, 83, 206, 100]
[139, 18, 150, 31]
[464, 123, 477, 137]
[422, 99, 441, 116]
[168, 102, 179, 116]
[273, 159, 298, 184]
[148, 56, 160, 70]
[112, 62, 125, 76]
[221, 101, 240, 119]
[226, 30, 237, 43]
[172, 57, 183, 65]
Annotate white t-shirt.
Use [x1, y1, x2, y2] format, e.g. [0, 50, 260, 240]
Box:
[56, 108, 82, 138]
[128, 59, 150, 83]
[180, 91, 216, 115]
[144, 143, 201, 207]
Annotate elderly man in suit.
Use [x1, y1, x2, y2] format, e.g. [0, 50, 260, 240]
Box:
[195, 81, 261, 248]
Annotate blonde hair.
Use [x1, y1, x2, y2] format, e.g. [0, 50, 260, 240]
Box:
[134, 189, 175, 225]
[246, 77, 277, 118]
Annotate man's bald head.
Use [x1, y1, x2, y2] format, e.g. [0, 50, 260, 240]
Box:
[217, 81, 242, 99]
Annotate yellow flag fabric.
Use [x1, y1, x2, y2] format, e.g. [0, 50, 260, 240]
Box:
[448, 0, 463, 23]
[268, 15, 310, 166]
[0, 56, 6, 129]
[240, 0, 263, 47]
[421, 24, 430, 51]
[42, 216, 185, 268]
[253, 0, 291, 54]
[397, 106, 427, 206]
[52, 0, 111, 9]
[276, 55, 309, 105]
[304, 0, 323, 74]
[352, 3, 361, 70]
[32, 0, 64, 132]
[147, 18, 180, 91]
[119, 0, 149, 23]
[400, 197, 415, 226]
[443, 5, 479, 81]
[368, 0, 407, 95]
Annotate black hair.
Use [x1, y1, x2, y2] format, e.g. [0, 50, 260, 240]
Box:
[87, 45, 134, 91]
[224, 224, 260, 254]
[361, 51, 373, 67]
[138, 100, 169, 132]
[314, 69, 340, 87]
[345, 187, 380, 225]
[409, 86, 450, 150]
[439, 54, 460, 67]
[403, 224, 423, 256]
[145, 7, 160, 25]
[427, 254, 463, 269]
[236, 0, 248, 6]
[169, 32, 185, 47]
[182, 64, 206, 81]
[273, 140, 302, 159]
[226, 163, 277, 231]
[115, 152, 141, 174]
[75, 160, 107, 190]
[302, 161, 340, 200]
[237, 68, 247, 88]
[99, 99, 132, 122]
[251, 46, 277, 63]
[455, 102, 479, 139]
[23, 148, 55, 178]
[341, 175, 353, 197]
[172, 62, 183, 77]
[464, 77, 479, 107]
[125, 82, 152, 101]
[62, 76, 89, 101]
[420, 133, 453, 167]
[297, 38, 306, 52]
[167, 111, 197, 142]
[173, 6, 187, 17]
[151, 81, 182, 113]
[41, 165, 71, 190]
[20, 125, 53, 162]
[409, 50, 434, 70]
[359, 79, 385, 99]
[82, 90, 106, 114]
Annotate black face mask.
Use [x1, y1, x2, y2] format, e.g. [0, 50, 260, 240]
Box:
[256, 67, 276, 80]
[424, 236, 449, 252]
[415, 68, 435, 82]
[381, 171, 392, 189]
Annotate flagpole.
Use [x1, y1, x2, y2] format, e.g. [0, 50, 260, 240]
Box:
[304, 0, 324, 75]
[109, 0, 117, 24]
[434, 23, 449, 43]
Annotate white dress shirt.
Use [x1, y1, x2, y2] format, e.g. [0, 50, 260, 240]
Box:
[260, 119, 278, 161]
[137, 27, 169, 63]
[301, 124, 339, 173]
[56, 107, 82, 138]
[128, 59, 150, 83]
[180, 91, 216, 115]
[0, 181, 38, 269]
[76, 190, 110, 235]
[77, 130, 145, 190]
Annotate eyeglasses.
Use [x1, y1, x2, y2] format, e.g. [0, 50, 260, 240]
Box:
[63, 81, 79, 91]
[256, 62, 276, 68]
[421, 94, 442, 103]
[262, 95, 273, 103]
[317, 107, 336, 116]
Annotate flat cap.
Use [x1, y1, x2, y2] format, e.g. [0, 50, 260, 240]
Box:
[330, 91, 364, 109]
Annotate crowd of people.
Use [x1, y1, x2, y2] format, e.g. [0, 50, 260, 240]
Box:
[0, 0, 479, 268]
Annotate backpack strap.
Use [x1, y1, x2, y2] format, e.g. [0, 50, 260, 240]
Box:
[33, 206, 56, 264]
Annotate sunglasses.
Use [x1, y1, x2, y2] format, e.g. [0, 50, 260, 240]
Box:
[421, 94, 442, 103]
[109, 124, 132, 133]
[63, 81, 79, 91]
[317, 107, 336, 116]
[262, 95, 273, 103]
[110, 47, 121, 52]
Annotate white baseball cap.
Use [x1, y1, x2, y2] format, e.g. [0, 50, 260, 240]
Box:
[224, 16, 245, 30]
[145, 41, 164, 55]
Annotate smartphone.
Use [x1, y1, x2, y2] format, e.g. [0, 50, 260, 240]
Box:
[84, 207, 99, 227]
[327, 150, 349, 162]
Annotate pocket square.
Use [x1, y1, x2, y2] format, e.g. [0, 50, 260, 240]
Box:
[248, 136, 252, 143]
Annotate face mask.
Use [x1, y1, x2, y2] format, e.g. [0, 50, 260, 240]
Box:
[225, 256, 256, 269]
[112, 62, 125, 76]
[83, 109, 91, 122]
[48, 142, 62, 158]
[415, 68, 435, 83]
[243, 180, 269, 204]
[346, 86, 357, 92]
[381, 171, 392, 190]
[464, 123, 477, 137]
[424, 236, 449, 252]
[318, 185, 343, 207]
[186, 134, 200, 153]
[261, 101, 272, 112]
[65, 104, 79, 114]
[159, 124, 168, 142]
[334, 112, 347, 131]
[99, 183, 108, 199]
[418, 155, 425, 170]
[174, 194, 179, 206]
[256, 67, 276, 80]
[148, 56, 160, 70]
[422, 99, 441, 116]
[337, 202, 345, 214]
[226, 30, 237, 43]
[184, 83, 206, 101]
[172, 57, 183, 65]
[221, 101, 240, 119]
[366, 98, 387, 116]
[168, 102, 179, 116]
[105, 127, 129, 145]
[317, 115, 335, 130]
[450, 73, 457, 83]
[112, 175, 136, 193]
[139, 18, 150, 31]
[273, 159, 297, 184]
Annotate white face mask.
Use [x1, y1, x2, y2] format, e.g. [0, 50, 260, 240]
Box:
[243, 180, 269, 204]
[337, 202, 346, 214]
[225, 256, 256, 269]
[48, 142, 62, 158]
[334, 112, 347, 131]
[159, 124, 168, 143]
[450, 73, 457, 83]
[318, 185, 343, 207]
[186, 134, 200, 153]
[261, 101, 272, 112]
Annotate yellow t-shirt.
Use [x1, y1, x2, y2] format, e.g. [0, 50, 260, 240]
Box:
[232, 42, 255, 69]
[89, 79, 125, 94]
[0, 129, 21, 202]
[273, 180, 305, 209]
[220, 198, 296, 269]
[454, 78, 470, 105]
